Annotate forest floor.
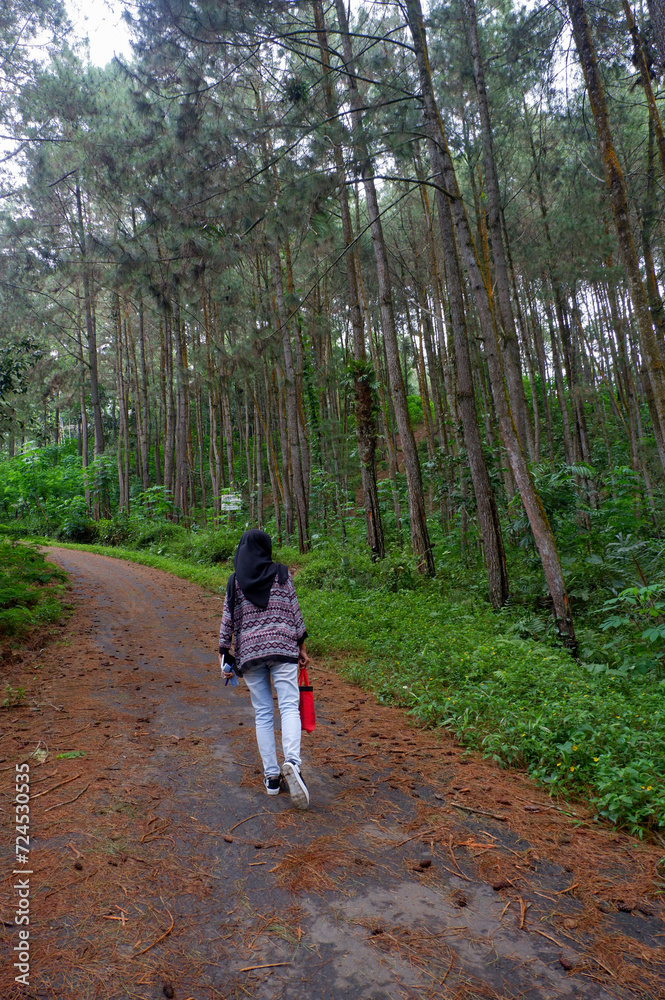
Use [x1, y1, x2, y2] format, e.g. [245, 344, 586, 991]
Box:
[0, 549, 664, 1000]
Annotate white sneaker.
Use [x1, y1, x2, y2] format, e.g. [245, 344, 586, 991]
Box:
[265, 775, 282, 796]
[282, 761, 309, 810]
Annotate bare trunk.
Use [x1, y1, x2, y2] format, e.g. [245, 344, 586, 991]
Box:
[434, 167, 510, 607]
[137, 299, 150, 489]
[335, 0, 433, 574]
[623, 0, 665, 182]
[568, 0, 665, 461]
[647, 0, 665, 66]
[313, 0, 384, 559]
[272, 253, 310, 553]
[255, 400, 264, 529]
[406, 0, 576, 650]
[162, 309, 176, 502]
[464, 0, 532, 457]
[75, 184, 104, 458]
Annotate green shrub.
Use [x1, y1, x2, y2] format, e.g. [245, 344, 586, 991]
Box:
[2, 684, 26, 708]
[0, 606, 34, 635]
[294, 540, 422, 593]
[189, 528, 243, 565]
[0, 540, 67, 637]
[56, 518, 97, 543]
[95, 517, 133, 547]
[134, 521, 190, 551]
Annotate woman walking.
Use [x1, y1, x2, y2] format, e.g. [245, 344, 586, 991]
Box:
[218, 529, 311, 810]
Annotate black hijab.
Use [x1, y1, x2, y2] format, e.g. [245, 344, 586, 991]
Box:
[230, 529, 288, 609]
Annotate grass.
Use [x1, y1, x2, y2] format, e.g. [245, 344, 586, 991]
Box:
[0, 537, 67, 638]
[35, 536, 665, 837]
[304, 587, 665, 836]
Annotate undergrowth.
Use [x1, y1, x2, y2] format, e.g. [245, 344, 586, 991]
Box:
[0, 538, 67, 638]
[36, 535, 665, 837]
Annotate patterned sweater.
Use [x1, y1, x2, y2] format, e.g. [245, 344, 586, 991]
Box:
[218, 573, 307, 672]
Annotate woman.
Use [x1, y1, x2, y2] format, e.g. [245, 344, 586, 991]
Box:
[218, 529, 311, 810]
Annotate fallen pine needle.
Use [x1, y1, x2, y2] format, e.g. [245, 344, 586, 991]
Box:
[500, 900, 512, 921]
[44, 868, 98, 899]
[440, 862, 473, 882]
[133, 909, 174, 957]
[589, 955, 616, 978]
[531, 928, 613, 977]
[141, 819, 170, 843]
[530, 928, 564, 948]
[249, 861, 266, 867]
[32, 774, 82, 799]
[239, 962, 291, 973]
[519, 897, 530, 930]
[450, 802, 507, 822]
[554, 882, 579, 895]
[394, 829, 437, 848]
[44, 782, 90, 813]
[441, 950, 454, 985]
[68, 842, 84, 858]
[448, 835, 473, 882]
[228, 812, 262, 834]
[455, 840, 497, 851]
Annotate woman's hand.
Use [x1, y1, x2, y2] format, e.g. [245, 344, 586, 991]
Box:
[219, 652, 234, 674]
[298, 644, 310, 668]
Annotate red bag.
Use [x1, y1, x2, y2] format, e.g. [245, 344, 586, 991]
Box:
[298, 666, 316, 733]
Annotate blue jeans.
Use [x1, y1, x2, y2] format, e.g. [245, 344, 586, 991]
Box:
[242, 659, 301, 778]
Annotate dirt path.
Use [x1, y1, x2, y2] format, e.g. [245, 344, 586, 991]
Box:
[1, 549, 663, 1000]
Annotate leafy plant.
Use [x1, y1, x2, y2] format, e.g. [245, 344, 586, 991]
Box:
[599, 584, 665, 673]
[2, 684, 26, 708]
[0, 538, 67, 636]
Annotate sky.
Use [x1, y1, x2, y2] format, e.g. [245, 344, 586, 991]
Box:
[65, 0, 134, 67]
[65, 0, 372, 67]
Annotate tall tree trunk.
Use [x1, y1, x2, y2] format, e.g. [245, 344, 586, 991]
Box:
[335, 0, 434, 574]
[313, 0, 384, 559]
[75, 287, 91, 511]
[263, 367, 284, 542]
[272, 253, 310, 553]
[172, 295, 189, 519]
[646, 0, 665, 85]
[273, 368, 293, 541]
[568, 0, 665, 466]
[622, 0, 665, 182]
[255, 398, 264, 529]
[162, 309, 176, 502]
[406, 0, 576, 651]
[75, 184, 104, 459]
[432, 150, 510, 608]
[114, 294, 130, 514]
[464, 0, 532, 458]
[137, 298, 150, 490]
[195, 380, 207, 524]
[208, 385, 221, 519]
